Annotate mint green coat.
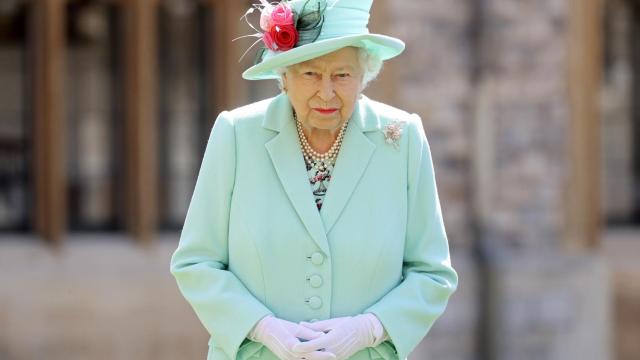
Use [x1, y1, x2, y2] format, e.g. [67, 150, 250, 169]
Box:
[170, 93, 458, 360]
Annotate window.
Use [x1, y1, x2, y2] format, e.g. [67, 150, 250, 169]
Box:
[0, 1, 30, 232]
[66, 1, 123, 231]
[601, 0, 640, 227]
[157, 2, 213, 230]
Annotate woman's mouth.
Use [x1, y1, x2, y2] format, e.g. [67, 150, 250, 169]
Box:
[313, 108, 339, 115]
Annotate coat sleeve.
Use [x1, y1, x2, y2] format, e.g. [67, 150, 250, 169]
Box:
[364, 113, 458, 360]
[170, 111, 273, 359]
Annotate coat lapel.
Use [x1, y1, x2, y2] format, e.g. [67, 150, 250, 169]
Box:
[320, 98, 377, 234]
[263, 94, 330, 255]
[263, 94, 380, 247]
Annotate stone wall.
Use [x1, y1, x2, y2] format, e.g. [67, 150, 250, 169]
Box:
[476, 0, 570, 251]
[379, 0, 475, 251]
[376, 1, 611, 359]
[0, 237, 208, 360]
[486, 252, 610, 360]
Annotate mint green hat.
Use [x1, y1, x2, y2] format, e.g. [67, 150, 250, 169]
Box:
[242, 0, 405, 81]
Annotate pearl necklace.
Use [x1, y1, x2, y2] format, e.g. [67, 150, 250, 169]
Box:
[294, 111, 349, 172]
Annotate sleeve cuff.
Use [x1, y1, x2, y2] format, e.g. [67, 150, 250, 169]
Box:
[248, 314, 273, 342]
[366, 312, 389, 347]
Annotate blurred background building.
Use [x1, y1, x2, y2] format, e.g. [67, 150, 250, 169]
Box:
[0, 0, 637, 359]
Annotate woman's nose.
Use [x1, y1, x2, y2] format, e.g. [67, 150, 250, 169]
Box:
[317, 76, 335, 101]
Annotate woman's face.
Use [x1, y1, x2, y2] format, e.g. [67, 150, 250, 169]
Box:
[283, 47, 364, 133]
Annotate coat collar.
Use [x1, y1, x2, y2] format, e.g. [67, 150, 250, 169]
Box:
[263, 93, 377, 254]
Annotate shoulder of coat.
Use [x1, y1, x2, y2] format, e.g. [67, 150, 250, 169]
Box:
[362, 96, 418, 127]
[226, 97, 275, 127]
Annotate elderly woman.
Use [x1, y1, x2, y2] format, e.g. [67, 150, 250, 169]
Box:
[170, 1, 458, 360]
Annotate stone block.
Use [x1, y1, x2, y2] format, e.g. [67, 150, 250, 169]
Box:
[485, 251, 611, 360]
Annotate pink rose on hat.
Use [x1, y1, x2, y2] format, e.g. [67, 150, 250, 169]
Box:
[259, 1, 298, 51]
[270, 2, 294, 26]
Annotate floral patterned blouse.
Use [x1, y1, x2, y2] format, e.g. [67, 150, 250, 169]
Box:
[304, 159, 334, 211]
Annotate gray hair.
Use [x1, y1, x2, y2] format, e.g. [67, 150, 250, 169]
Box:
[275, 47, 383, 91]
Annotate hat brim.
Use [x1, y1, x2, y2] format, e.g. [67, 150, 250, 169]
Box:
[241, 33, 405, 81]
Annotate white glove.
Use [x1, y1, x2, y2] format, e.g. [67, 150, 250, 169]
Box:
[248, 315, 336, 360]
[292, 313, 388, 360]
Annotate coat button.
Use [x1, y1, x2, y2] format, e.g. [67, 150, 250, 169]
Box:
[308, 274, 323, 288]
[310, 252, 324, 265]
[307, 296, 322, 309]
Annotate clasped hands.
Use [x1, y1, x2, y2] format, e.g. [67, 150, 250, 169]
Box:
[249, 313, 386, 360]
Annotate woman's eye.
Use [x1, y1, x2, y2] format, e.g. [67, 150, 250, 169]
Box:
[303, 71, 316, 77]
[335, 73, 350, 78]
